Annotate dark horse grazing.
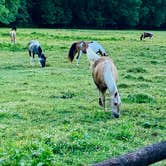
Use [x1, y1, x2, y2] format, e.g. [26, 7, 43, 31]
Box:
[140, 32, 153, 40]
[68, 41, 107, 65]
[28, 40, 46, 67]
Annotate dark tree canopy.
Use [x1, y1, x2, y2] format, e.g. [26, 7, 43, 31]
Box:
[1, 0, 166, 29]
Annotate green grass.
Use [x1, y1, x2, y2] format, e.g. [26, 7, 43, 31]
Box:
[0, 28, 165, 165]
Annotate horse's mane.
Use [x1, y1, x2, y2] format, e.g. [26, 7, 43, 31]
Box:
[68, 42, 77, 63]
[38, 46, 42, 55]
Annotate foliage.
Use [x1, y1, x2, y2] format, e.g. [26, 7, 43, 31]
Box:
[139, 0, 166, 28]
[0, 0, 166, 28]
[0, 0, 20, 25]
[14, 0, 32, 26]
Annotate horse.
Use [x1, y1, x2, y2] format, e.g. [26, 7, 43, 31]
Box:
[28, 40, 46, 67]
[10, 27, 16, 44]
[68, 41, 107, 65]
[140, 32, 153, 40]
[81, 45, 121, 118]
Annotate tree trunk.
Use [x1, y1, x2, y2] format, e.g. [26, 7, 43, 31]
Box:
[93, 141, 166, 166]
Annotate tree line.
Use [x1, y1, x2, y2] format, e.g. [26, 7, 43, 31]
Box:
[0, 0, 166, 29]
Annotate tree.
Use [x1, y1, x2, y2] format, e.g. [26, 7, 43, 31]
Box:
[115, 0, 142, 28]
[139, 0, 166, 28]
[0, 0, 20, 25]
[39, 0, 67, 27]
[15, 0, 32, 26]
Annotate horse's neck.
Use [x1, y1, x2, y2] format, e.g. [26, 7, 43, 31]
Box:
[86, 47, 100, 62]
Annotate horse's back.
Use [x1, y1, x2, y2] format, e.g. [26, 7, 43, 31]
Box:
[10, 31, 16, 37]
[143, 32, 153, 37]
[28, 40, 40, 46]
[94, 57, 117, 76]
[89, 41, 106, 54]
[93, 57, 118, 84]
[28, 40, 40, 53]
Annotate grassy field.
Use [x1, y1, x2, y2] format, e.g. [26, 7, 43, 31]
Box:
[0, 28, 165, 165]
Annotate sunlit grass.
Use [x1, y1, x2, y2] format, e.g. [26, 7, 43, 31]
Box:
[0, 28, 165, 165]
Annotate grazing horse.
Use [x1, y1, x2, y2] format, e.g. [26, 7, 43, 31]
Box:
[68, 41, 107, 65]
[140, 32, 153, 40]
[28, 40, 46, 67]
[81, 46, 121, 118]
[10, 27, 16, 44]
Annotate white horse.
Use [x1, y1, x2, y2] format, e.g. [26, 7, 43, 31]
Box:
[82, 46, 121, 118]
[10, 27, 16, 44]
[68, 41, 107, 66]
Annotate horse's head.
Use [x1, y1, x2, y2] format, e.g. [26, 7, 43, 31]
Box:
[79, 41, 88, 53]
[110, 91, 121, 118]
[12, 26, 17, 31]
[140, 34, 143, 40]
[39, 53, 46, 67]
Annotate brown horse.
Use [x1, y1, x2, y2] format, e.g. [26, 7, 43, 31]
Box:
[92, 56, 121, 118]
[140, 32, 153, 40]
[68, 41, 87, 65]
[68, 41, 107, 65]
[76, 44, 121, 118]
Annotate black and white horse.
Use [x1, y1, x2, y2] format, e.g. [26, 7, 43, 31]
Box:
[140, 32, 153, 40]
[28, 40, 46, 67]
[68, 41, 107, 65]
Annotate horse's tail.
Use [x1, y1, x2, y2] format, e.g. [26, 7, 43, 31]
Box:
[68, 42, 77, 63]
[103, 60, 117, 95]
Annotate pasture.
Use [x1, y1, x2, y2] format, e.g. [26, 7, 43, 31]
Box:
[0, 28, 165, 165]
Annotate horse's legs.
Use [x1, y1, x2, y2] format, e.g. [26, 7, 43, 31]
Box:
[38, 54, 42, 67]
[76, 50, 82, 66]
[149, 36, 153, 40]
[13, 33, 16, 43]
[14, 36, 16, 43]
[98, 91, 106, 111]
[29, 52, 35, 66]
[29, 51, 32, 65]
[10, 36, 13, 43]
[98, 91, 103, 107]
[101, 92, 106, 111]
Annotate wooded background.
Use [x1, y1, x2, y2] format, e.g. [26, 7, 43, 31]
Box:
[0, 0, 166, 29]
